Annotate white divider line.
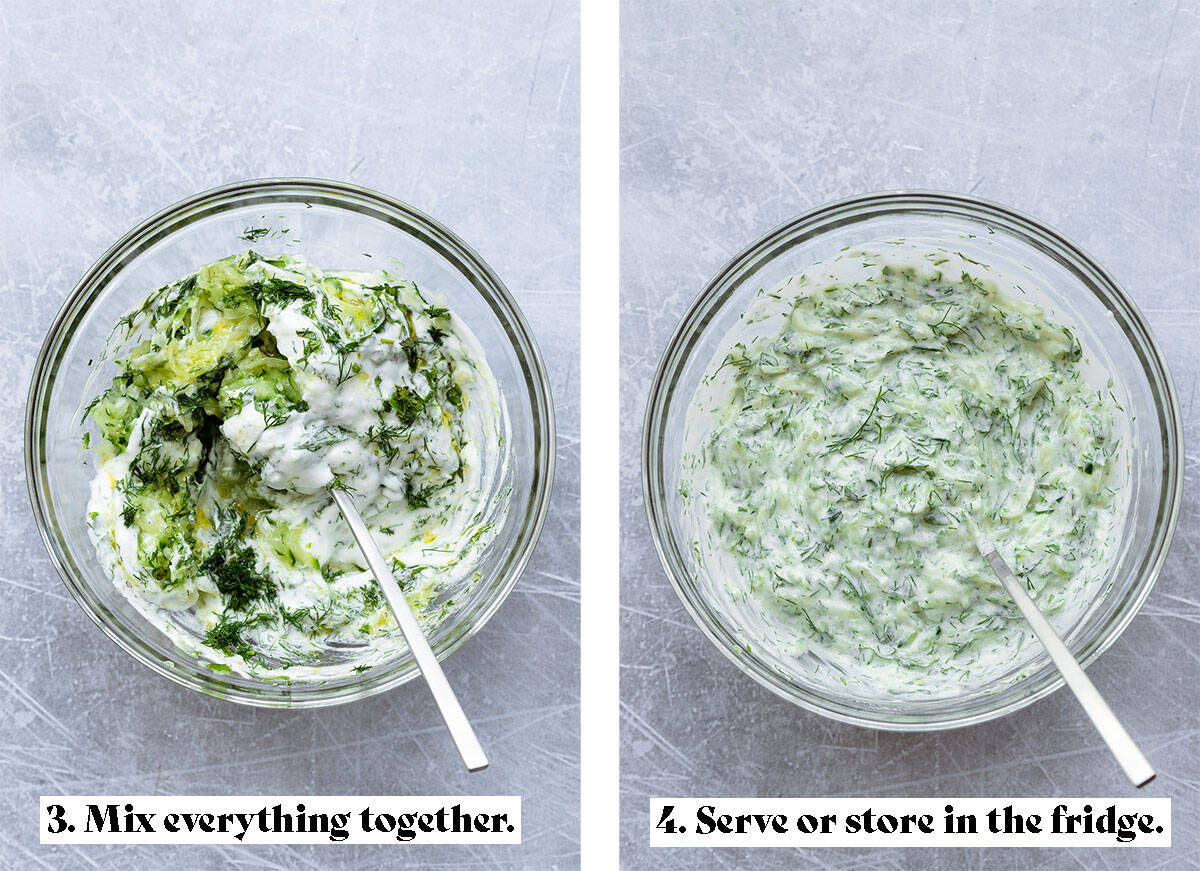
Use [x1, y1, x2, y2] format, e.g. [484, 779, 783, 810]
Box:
[579, 0, 620, 868]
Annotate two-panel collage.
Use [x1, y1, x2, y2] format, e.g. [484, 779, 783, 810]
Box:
[4, 1, 1199, 868]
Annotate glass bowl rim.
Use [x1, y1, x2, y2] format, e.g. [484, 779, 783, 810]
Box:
[25, 176, 556, 708]
[641, 188, 1184, 730]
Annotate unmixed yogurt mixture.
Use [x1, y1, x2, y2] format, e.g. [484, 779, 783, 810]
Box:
[683, 244, 1124, 694]
[84, 252, 505, 678]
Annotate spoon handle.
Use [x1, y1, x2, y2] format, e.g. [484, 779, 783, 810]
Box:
[978, 538, 1153, 788]
[333, 488, 489, 772]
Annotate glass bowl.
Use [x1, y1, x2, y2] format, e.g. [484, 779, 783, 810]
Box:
[643, 190, 1182, 730]
[26, 178, 554, 708]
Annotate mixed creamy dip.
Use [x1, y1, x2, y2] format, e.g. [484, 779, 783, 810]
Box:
[84, 252, 505, 679]
[683, 244, 1124, 695]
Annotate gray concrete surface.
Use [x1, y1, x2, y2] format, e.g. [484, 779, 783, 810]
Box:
[1, 1, 579, 868]
[621, 1, 1200, 868]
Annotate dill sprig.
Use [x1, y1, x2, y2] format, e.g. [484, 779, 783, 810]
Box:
[825, 384, 886, 453]
[201, 543, 277, 613]
[388, 386, 429, 427]
[204, 613, 273, 661]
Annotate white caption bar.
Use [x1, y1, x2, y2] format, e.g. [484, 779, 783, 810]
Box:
[650, 797, 1170, 848]
[41, 795, 520, 845]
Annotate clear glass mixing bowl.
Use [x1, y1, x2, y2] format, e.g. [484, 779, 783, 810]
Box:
[26, 178, 554, 708]
[643, 190, 1182, 729]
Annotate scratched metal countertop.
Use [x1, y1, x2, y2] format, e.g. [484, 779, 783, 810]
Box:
[1, 2, 579, 868]
[621, 1, 1200, 868]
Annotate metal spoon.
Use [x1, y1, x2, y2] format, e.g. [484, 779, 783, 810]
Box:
[333, 487, 488, 772]
[976, 536, 1153, 788]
